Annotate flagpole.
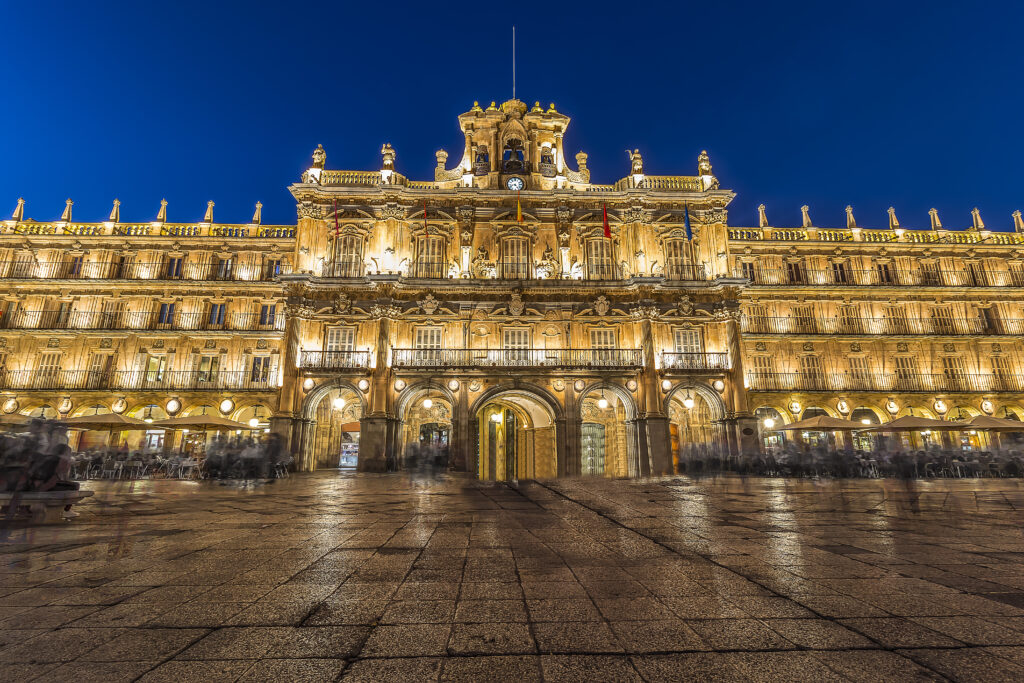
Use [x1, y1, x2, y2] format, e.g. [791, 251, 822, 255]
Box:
[512, 26, 516, 100]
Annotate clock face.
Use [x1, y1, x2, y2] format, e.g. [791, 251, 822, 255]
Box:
[506, 176, 524, 191]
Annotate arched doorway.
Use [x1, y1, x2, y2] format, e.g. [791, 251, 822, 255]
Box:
[475, 389, 558, 480]
[667, 389, 721, 471]
[307, 386, 363, 469]
[127, 403, 168, 451]
[396, 383, 454, 470]
[754, 406, 786, 453]
[850, 407, 880, 451]
[578, 384, 637, 477]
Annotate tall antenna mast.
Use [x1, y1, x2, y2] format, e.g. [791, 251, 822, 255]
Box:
[512, 25, 516, 100]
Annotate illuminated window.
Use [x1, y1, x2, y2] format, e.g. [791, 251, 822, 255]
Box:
[326, 327, 355, 352]
[673, 328, 703, 354]
[500, 237, 530, 279]
[586, 239, 615, 280]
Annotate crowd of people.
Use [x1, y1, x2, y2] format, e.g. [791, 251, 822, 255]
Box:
[203, 433, 290, 482]
[0, 419, 77, 493]
[677, 442, 1024, 479]
[398, 439, 450, 480]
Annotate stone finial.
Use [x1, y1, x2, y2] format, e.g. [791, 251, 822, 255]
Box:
[435, 149, 448, 169]
[203, 201, 214, 223]
[157, 199, 168, 223]
[845, 205, 856, 229]
[251, 201, 262, 225]
[800, 205, 812, 228]
[60, 198, 73, 222]
[531, 101, 543, 112]
[486, 101, 498, 111]
[109, 199, 120, 223]
[757, 204, 769, 228]
[575, 152, 588, 171]
[311, 144, 326, 169]
[381, 143, 396, 170]
[1013, 210, 1024, 233]
[546, 103, 558, 113]
[470, 101, 483, 113]
[971, 207, 985, 231]
[929, 208, 942, 230]
[11, 198, 24, 222]
[887, 207, 900, 230]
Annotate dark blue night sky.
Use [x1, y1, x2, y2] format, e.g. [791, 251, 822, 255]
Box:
[4, 1, 1022, 230]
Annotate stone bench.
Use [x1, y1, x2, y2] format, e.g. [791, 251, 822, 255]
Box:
[0, 489, 94, 524]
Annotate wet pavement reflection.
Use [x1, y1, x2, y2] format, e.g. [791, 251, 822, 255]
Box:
[2, 472, 1024, 681]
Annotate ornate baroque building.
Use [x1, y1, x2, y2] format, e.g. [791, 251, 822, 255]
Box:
[3, 98, 1022, 473]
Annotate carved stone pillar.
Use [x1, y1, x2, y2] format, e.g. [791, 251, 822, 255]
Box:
[634, 308, 672, 475]
[725, 310, 758, 456]
[359, 305, 399, 472]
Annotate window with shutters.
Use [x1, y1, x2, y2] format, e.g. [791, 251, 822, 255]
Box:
[258, 304, 276, 327]
[673, 328, 703, 354]
[37, 352, 62, 386]
[792, 305, 816, 333]
[848, 356, 871, 387]
[68, 255, 84, 278]
[197, 355, 219, 383]
[884, 305, 908, 335]
[932, 306, 956, 335]
[586, 239, 615, 280]
[166, 257, 183, 279]
[215, 257, 234, 280]
[894, 356, 919, 390]
[664, 239, 690, 279]
[249, 356, 271, 383]
[750, 355, 776, 389]
[333, 235, 363, 277]
[502, 328, 531, 365]
[114, 254, 135, 279]
[967, 261, 988, 286]
[500, 238, 531, 279]
[875, 261, 895, 285]
[1010, 263, 1024, 287]
[326, 327, 355, 352]
[991, 356, 1012, 391]
[741, 261, 756, 282]
[785, 260, 805, 284]
[415, 236, 446, 278]
[590, 328, 617, 363]
[144, 355, 165, 383]
[745, 304, 767, 333]
[838, 305, 861, 333]
[207, 303, 225, 327]
[101, 300, 126, 328]
[920, 261, 941, 286]
[413, 326, 442, 363]
[941, 356, 966, 390]
[86, 353, 112, 388]
[264, 258, 282, 279]
[157, 302, 175, 326]
[799, 355, 824, 388]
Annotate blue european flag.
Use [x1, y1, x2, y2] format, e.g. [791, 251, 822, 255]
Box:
[684, 204, 692, 239]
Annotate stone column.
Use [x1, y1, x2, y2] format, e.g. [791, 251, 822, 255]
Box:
[452, 383, 470, 471]
[359, 309, 396, 472]
[726, 312, 759, 456]
[636, 311, 672, 475]
[276, 307, 303, 458]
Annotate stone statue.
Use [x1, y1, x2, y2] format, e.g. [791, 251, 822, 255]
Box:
[381, 143, 396, 171]
[698, 150, 713, 177]
[627, 149, 644, 174]
[971, 207, 985, 231]
[929, 208, 942, 230]
[757, 204, 768, 228]
[845, 205, 857, 230]
[888, 207, 900, 230]
[536, 244, 558, 279]
[801, 205, 812, 228]
[312, 144, 326, 169]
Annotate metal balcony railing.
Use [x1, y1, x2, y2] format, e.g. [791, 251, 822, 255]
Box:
[299, 350, 371, 370]
[497, 261, 533, 280]
[320, 262, 364, 278]
[392, 348, 643, 369]
[663, 261, 708, 281]
[745, 371, 1024, 393]
[738, 266, 1007, 288]
[0, 310, 284, 332]
[0, 258, 285, 282]
[0, 370, 277, 392]
[661, 352, 730, 371]
[740, 316, 1024, 336]
[409, 260, 449, 279]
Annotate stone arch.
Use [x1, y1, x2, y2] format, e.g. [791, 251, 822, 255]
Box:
[301, 379, 367, 421]
[297, 379, 368, 471]
[473, 385, 563, 480]
[663, 382, 729, 472]
[662, 382, 726, 420]
[396, 380, 457, 422]
[576, 381, 640, 477]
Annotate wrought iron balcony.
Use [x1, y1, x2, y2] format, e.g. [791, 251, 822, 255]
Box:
[738, 266, 1007, 288]
[0, 258, 285, 282]
[320, 262, 365, 278]
[0, 370, 277, 392]
[745, 371, 1024, 393]
[661, 352, 730, 371]
[0, 310, 284, 333]
[299, 350, 371, 370]
[663, 260, 707, 281]
[741, 316, 1024, 336]
[392, 348, 643, 369]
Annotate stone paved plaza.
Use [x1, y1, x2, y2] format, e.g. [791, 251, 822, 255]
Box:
[2, 474, 1024, 681]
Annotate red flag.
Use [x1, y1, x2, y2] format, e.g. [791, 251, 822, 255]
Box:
[423, 199, 429, 236]
[517, 191, 523, 223]
[602, 203, 611, 239]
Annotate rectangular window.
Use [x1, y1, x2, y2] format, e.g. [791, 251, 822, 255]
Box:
[586, 239, 615, 280]
[673, 328, 703, 354]
[831, 261, 849, 284]
[967, 262, 988, 287]
[884, 306, 908, 335]
[838, 305, 860, 334]
[166, 257, 183, 279]
[86, 353, 112, 388]
[501, 238, 531, 279]
[145, 355, 165, 383]
[786, 260, 805, 284]
[334, 235, 363, 277]
[115, 254, 135, 279]
[894, 356, 919, 391]
[264, 259, 282, 279]
[415, 236, 446, 278]
[875, 262, 895, 285]
[920, 261, 941, 286]
[197, 355, 219, 383]
[590, 328, 617, 363]
[413, 327, 442, 363]
[250, 356, 271, 382]
[326, 327, 355, 352]
[792, 305, 816, 334]
[800, 354, 823, 379]
[37, 352, 62, 385]
[68, 255, 83, 277]
[750, 355, 776, 390]
[991, 356, 1011, 391]
[502, 328, 531, 348]
[848, 356, 870, 381]
[207, 303, 225, 326]
[932, 307, 956, 335]
[745, 304, 767, 333]
[741, 261, 756, 282]
[215, 257, 234, 280]
[157, 302, 175, 325]
[664, 240, 690, 279]
[1010, 264, 1024, 288]
[258, 304, 276, 327]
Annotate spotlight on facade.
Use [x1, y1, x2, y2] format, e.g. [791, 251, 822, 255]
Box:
[763, 417, 776, 429]
[682, 392, 695, 410]
[861, 418, 871, 425]
[248, 417, 259, 428]
[302, 378, 315, 391]
[422, 398, 433, 409]
[358, 379, 370, 391]
[333, 397, 346, 410]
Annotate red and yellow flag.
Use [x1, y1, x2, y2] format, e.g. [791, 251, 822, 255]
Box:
[602, 203, 611, 239]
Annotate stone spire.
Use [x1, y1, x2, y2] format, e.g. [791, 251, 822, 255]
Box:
[929, 208, 942, 230]
[251, 201, 262, 225]
[1013, 210, 1024, 233]
[845, 205, 856, 229]
[11, 198, 24, 222]
[157, 199, 168, 223]
[203, 201, 214, 223]
[970, 207, 985, 231]
[800, 205, 812, 228]
[60, 198, 73, 222]
[109, 199, 120, 223]
[757, 204, 768, 228]
[887, 207, 900, 230]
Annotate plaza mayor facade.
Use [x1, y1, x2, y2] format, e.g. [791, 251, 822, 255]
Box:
[3, 98, 1023, 476]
